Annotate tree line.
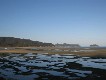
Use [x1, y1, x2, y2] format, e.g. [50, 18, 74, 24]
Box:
[0, 37, 54, 47]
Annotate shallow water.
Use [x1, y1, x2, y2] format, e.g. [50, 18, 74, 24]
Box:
[0, 53, 106, 80]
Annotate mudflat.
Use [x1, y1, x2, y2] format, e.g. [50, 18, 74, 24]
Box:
[0, 47, 106, 57]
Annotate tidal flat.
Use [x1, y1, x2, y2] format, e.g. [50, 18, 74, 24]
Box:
[0, 53, 106, 80]
[1, 47, 106, 57]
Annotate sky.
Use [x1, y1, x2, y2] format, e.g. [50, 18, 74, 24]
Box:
[0, 0, 106, 46]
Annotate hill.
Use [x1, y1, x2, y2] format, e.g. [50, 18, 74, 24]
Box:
[0, 37, 54, 47]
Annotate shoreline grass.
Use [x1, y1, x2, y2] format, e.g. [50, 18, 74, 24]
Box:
[0, 47, 106, 57]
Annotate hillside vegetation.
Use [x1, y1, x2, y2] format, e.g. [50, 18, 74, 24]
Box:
[0, 37, 54, 47]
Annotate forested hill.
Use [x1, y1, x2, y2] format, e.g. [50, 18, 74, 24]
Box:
[0, 37, 54, 47]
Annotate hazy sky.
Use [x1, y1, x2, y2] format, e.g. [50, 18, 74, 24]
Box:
[0, 0, 106, 46]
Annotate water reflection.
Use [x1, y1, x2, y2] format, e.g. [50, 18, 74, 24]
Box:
[0, 53, 106, 80]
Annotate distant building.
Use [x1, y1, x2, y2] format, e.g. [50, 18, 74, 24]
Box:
[90, 44, 99, 48]
[55, 43, 81, 48]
